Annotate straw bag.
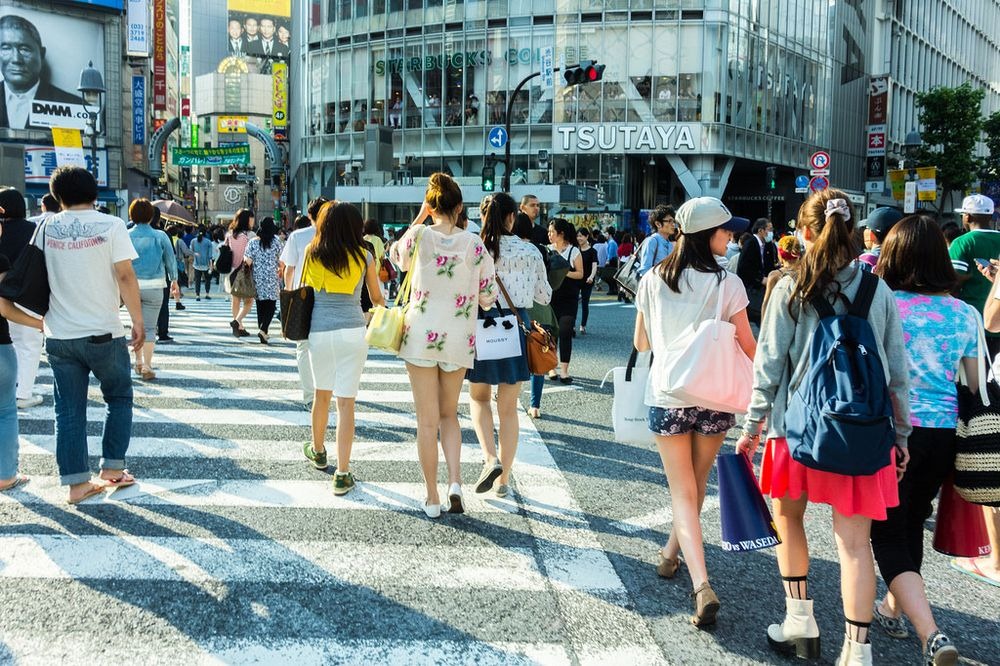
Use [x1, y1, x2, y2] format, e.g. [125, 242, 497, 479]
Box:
[366, 229, 421, 353]
[955, 323, 1000, 506]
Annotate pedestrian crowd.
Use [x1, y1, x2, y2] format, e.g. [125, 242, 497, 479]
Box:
[0, 166, 996, 666]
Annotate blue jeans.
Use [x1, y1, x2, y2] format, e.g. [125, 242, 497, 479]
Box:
[46, 336, 133, 486]
[530, 374, 544, 409]
[0, 345, 18, 480]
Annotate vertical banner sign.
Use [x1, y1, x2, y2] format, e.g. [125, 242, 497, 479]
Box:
[153, 0, 167, 111]
[541, 46, 554, 89]
[127, 0, 150, 56]
[181, 98, 190, 117]
[271, 61, 288, 139]
[51, 128, 87, 169]
[865, 75, 890, 193]
[191, 122, 199, 148]
[132, 75, 145, 145]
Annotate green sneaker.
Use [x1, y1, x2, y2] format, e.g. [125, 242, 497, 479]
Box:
[303, 442, 328, 470]
[333, 471, 356, 495]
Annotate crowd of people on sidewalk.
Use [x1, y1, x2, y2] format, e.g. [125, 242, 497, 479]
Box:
[0, 166, 996, 665]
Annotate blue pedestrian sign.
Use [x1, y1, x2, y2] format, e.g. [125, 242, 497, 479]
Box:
[795, 175, 809, 188]
[488, 126, 508, 149]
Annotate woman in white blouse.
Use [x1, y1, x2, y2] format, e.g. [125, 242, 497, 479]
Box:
[468, 193, 552, 497]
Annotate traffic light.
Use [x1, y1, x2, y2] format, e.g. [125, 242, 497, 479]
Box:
[766, 166, 777, 190]
[481, 164, 495, 192]
[563, 60, 605, 86]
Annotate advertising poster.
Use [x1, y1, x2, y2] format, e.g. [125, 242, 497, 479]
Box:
[153, 0, 166, 110]
[172, 145, 251, 166]
[0, 6, 105, 130]
[225, 0, 290, 75]
[271, 61, 287, 139]
[126, 0, 149, 56]
[25, 144, 107, 187]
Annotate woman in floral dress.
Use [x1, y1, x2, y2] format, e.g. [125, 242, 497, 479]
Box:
[244, 217, 284, 344]
[391, 173, 496, 518]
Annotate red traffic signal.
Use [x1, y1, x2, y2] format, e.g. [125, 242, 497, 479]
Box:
[563, 60, 605, 86]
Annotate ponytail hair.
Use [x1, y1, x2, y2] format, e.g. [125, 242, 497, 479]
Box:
[789, 188, 858, 313]
[479, 192, 517, 259]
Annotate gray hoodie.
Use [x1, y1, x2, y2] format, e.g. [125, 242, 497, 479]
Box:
[743, 264, 912, 448]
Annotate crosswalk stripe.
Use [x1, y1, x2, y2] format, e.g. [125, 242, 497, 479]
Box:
[73, 386, 464, 403]
[19, 435, 485, 461]
[0, 536, 548, 589]
[18, 407, 471, 428]
[36, 368, 413, 383]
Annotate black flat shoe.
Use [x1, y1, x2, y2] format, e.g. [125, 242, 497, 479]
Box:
[559, 376, 573, 384]
[230, 320, 240, 334]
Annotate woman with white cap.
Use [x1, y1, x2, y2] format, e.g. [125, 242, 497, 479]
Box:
[632, 196, 754, 628]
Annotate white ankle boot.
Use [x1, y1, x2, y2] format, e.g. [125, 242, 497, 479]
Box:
[836, 636, 873, 665]
[767, 597, 821, 659]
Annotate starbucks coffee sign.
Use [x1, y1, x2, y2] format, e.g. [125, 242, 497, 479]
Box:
[375, 51, 492, 75]
[554, 124, 701, 154]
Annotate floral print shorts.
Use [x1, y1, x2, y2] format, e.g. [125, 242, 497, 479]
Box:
[648, 406, 735, 437]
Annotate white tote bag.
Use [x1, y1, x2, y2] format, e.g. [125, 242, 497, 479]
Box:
[601, 348, 655, 444]
[475, 311, 522, 361]
[661, 278, 753, 413]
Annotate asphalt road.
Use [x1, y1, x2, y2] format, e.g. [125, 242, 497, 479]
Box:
[0, 292, 996, 665]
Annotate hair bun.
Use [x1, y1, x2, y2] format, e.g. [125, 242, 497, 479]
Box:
[425, 172, 463, 214]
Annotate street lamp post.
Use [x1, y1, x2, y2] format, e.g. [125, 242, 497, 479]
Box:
[77, 61, 106, 181]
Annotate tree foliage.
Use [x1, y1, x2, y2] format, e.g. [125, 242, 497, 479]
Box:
[915, 83, 985, 209]
[983, 110, 1000, 180]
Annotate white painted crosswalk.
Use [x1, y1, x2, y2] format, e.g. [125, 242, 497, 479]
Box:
[1, 299, 665, 665]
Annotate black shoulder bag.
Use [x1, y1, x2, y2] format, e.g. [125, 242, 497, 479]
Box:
[0, 221, 49, 316]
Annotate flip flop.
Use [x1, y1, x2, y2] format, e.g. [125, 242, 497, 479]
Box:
[67, 484, 106, 505]
[101, 470, 137, 490]
[950, 557, 1000, 588]
[0, 474, 29, 492]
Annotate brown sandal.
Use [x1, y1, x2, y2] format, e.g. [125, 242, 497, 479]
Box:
[656, 551, 682, 579]
[690, 582, 720, 628]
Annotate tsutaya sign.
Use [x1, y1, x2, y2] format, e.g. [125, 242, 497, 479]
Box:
[554, 124, 701, 154]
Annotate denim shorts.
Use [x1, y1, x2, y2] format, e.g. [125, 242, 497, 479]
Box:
[648, 406, 735, 437]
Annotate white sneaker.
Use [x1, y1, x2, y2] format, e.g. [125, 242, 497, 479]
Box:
[16, 396, 43, 409]
[446, 482, 465, 514]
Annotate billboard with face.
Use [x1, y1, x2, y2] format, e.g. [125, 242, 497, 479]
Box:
[0, 6, 105, 131]
[225, 0, 290, 75]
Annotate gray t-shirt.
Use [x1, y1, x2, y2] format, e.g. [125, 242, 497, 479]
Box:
[310, 251, 373, 333]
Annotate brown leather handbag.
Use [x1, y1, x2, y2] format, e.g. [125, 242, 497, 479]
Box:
[495, 276, 558, 375]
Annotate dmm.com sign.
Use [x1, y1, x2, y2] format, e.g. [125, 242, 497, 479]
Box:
[172, 145, 250, 166]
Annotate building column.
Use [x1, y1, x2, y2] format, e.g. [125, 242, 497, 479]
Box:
[666, 154, 735, 198]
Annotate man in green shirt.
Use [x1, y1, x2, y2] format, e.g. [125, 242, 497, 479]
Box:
[949, 194, 1000, 353]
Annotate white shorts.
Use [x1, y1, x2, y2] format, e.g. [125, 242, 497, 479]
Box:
[404, 357, 464, 373]
[308, 326, 368, 397]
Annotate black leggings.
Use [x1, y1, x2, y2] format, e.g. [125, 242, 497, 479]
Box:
[256, 299, 277, 333]
[194, 269, 211, 296]
[157, 285, 169, 337]
[871, 427, 955, 586]
[579, 283, 594, 327]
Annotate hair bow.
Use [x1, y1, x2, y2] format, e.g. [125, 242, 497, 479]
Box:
[825, 198, 851, 222]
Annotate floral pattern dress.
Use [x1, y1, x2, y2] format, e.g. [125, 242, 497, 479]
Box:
[391, 225, 497, 369]
[245, 236, 284, 301]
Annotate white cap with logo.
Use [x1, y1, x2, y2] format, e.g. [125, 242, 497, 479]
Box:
[955, 194, 995, 215]
[676, 196, 745, 234]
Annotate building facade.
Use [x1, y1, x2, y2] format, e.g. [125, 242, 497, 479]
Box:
[0, 0, 127, 214]
[290, 0, 1000, 227]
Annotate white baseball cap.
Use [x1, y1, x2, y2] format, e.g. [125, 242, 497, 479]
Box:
[676, 197, 742, 235]
[955, 194, 995, 215]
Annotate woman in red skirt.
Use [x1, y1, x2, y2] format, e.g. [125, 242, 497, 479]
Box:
[735, 189, 911, 666]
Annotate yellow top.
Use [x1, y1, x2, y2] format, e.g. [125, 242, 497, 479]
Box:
[301, 251, 369, 294]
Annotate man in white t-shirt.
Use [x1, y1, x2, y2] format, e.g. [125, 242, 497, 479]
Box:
[37, 167, 143, 504]
[279, 196, 329, 407]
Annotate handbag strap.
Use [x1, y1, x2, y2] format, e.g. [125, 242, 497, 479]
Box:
[960, 317, 993, 407]
[395, 226, 424, 306]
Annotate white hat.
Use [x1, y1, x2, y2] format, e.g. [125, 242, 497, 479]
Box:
[955, 194, 995, 215]
[676, 197, 735, 235]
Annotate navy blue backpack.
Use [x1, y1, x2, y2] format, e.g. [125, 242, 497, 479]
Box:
[785, 272, 895, 476]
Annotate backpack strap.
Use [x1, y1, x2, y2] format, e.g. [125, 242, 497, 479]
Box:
[810, 294, 836, 319]
[847, 271, 879, 319]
